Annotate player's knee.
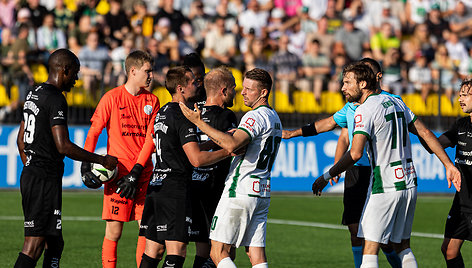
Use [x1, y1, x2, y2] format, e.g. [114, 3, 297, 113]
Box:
[105, 224, 123, 241]
[22, 237, 46, 259]
[441, 244, 460, 259]
[209, 248, 221, 264]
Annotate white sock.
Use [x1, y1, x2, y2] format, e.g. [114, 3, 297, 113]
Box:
[398, 248, 418, 268]
[252, 262, 268, 268]
[360, 255, 378, 268]
[218, 257, 237, 268]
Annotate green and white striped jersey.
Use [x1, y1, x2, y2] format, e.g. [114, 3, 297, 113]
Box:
[353, 94, 418, 194]
[224, 105, 282, 198]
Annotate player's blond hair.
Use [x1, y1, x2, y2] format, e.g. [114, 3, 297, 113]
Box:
[204, 66, 235, 96]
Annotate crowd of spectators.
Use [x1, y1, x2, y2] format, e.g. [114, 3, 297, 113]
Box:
[1, 0, 472, 120]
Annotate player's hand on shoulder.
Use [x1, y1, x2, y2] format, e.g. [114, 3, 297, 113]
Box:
[81, 162, 102, 189]
[179, 102, 201, 123]
[102, 154, 118, 170]
[116, 164, 143, 199]
[312, 176, 328, 196]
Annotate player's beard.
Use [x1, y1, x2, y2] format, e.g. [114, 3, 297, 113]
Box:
[345, 89, 362, 103]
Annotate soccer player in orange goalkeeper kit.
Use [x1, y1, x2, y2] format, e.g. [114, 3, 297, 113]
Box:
[80, 50, 160, 268]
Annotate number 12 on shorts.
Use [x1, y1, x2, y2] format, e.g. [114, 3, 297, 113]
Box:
[112, 206, 119, 215]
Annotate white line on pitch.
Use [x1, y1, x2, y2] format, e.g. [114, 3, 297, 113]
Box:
[268, 219, 444, 239]
[0, 216, 443, 239]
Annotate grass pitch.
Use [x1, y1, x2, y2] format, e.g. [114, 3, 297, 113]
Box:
[1, 190, 471, 267]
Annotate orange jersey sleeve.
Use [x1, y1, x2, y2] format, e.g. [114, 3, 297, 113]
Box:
[86, 85, 160, 177]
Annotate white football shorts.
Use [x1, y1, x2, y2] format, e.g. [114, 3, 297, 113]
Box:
[209, 195, 270, 248]
[358, 187, 417, 244]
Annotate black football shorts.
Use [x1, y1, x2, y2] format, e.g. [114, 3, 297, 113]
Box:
[444, 202, 472, 242]
[342, 166, 371, 226]
[141, 191, 192, 243]
[20, 165, 63, 236]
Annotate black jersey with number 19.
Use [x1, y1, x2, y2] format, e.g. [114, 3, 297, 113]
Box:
[22, 83, 68, 168]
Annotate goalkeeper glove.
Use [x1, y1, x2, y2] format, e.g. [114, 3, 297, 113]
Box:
[116, 164, 144, 199]
[81, 162, 102, 189]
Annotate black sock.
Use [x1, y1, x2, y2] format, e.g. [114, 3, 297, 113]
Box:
[42, 236, 64, 268]
[162, 255, 185, 268]
[14, 252, 37, 268]
[446, 254, 465, 268]
[193, 255, 207, 268]
[42, 249, 61, 268]
[139, 253, 160, 268]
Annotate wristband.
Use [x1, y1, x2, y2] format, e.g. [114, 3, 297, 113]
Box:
[323, 171, 332, 182]
[301, 123, 318, 137]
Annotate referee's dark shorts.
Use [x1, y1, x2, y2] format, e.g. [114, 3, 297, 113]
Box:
[342, 165, 371, 226]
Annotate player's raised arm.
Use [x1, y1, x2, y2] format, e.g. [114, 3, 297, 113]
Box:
[282, 115, 338, 139]
[409, 119, 461, 191]
[180, 102, 251, 153]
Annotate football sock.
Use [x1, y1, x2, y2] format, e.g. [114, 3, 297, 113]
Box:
[446, 254, 465, 268]
[217, 257, 237, 268]
[43, 235, 64, 268]
[381, 248, 401, 268]
[252, 262, 268, 268]
[360, 254, 378, 268]
[398, 248, 418, 268]
[193, 255, 207, 268]
[139, 253, 160, 268]
[14, 252, 37, 268]
[136, 236, 146, 267]
[43, 249, 61, 268]
[352, 246, 363, 268]
[162, 255, 185, 268]
[102, 237, 118, 268]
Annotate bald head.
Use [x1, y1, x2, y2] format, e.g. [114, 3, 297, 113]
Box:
[47, 49, 80, 92]
[204, 67, 235, 97]
[48, 49, 80, 73]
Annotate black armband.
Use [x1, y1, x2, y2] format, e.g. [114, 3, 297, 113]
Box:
[301, 123, 318, 137]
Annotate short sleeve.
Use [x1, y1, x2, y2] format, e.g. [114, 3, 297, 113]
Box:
[333, 104, 349, 128]
[352, 105, 374, 140]
[178, 117, 198, 146]
[443, 119, 459, 146]
[49, 94, 68, 126]
[238, 110, 263, 141]
[404, 105, 417, 125]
